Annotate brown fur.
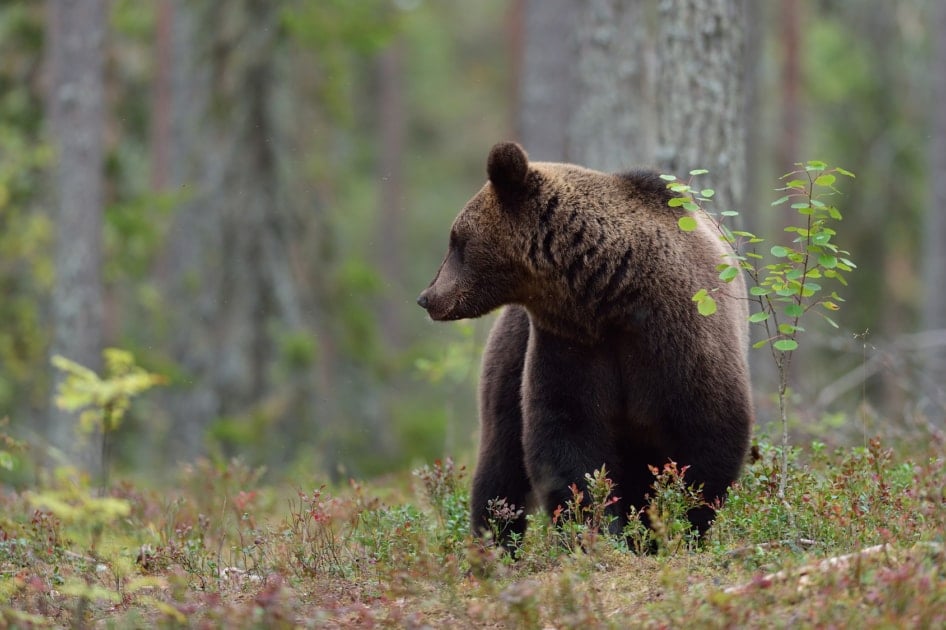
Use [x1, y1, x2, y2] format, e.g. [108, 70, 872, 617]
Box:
[418, 142, 753, 544]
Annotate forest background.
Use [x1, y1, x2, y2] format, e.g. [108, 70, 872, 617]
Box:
[1, 0, 945, 487]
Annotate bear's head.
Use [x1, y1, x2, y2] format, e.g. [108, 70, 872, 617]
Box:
[417, 142, 537, 321]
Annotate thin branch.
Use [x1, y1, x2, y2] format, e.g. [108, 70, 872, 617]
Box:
[723, 542, 943, 595]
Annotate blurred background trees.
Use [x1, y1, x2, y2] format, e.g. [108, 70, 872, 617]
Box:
[0, 0, 943, 483]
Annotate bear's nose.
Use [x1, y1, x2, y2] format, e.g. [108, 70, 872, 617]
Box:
[417, 293, 430, 309]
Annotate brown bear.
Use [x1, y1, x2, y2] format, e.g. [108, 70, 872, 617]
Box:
[417, 141, 753, 545]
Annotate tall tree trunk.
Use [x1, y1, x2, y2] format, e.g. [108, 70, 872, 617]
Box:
[777, 0, 802, 172]
[162, 0, 306, 463]
[377, 40, 406, 348]
[46, 0, 107, 476]
[655, 0, 746, 215]
[568, 0, 653, 171]
[519, 0, 652, 171]
[150, 0, 173, 193]
[518, 0, 579, 161]
[922, 0, 946, 416]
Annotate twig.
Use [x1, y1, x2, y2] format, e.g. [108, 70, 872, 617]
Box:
[723, 542, 944, 595]
[724, 538, 818, 559]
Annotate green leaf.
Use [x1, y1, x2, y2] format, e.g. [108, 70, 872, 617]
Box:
[668, 197, 686, 207]
[700, 189, 715, 198]
[678, 216, 698, 232]
[689, 168, 709, 176]
[692, 288, 708, 301]
[821, 314, 840, 328]
[778, 323, 796, 335]
[827, 206, 843, 220]
[749, 286, 771, 296]
[814, 174, 836, 187]
[805, 160, 827, 171]
[774, 339, 799, 352]
[748, 311, 769, 323]
[659, 174, 677, 181]
[822, 301, 840, 311]
[721, 210, 739, 217]
[784, 304, 803, 317]
[835, 167, 855, 178]
[785, 178, 807, 188]
[752, 339, 769, 349]
[818, 254, 838, 268]
[771, 195, 790, 206]
[719, 266, 740, 282]
[682, 201, 699, 212]
[770, 245, 790, 258]
[697, 295, 717, 316]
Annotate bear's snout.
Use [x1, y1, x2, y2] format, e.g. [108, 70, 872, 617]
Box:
[416, 292, 430, 309]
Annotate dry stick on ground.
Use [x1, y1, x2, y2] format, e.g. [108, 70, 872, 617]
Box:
[723, 542, 944, 595]
[724, 538, 818, 559]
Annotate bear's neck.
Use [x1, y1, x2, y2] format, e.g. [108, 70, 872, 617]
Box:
[522, 211, 653, 342]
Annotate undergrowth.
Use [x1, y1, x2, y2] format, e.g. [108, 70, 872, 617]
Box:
[2, 437, 945, 628]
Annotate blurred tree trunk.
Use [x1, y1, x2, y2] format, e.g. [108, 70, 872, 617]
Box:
[377, 39, 406, 348]
[150, 0, 173, 192]
[568, 0, 653, 171]
[517, 0, 578, 161]
[46, 0, 107, 476]
[777, 0, 802, 172]
[519, 0, 652, 171]
[162, 0, 307, 462]
[923, 0, 946, 415]
[519, 0, 744, 197]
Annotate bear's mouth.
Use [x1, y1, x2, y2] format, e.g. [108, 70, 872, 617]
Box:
[417, 291, 466, 322]
[425, 302, 462, 321]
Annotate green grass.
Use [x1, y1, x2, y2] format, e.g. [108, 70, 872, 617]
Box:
[2, 438, 945, 628]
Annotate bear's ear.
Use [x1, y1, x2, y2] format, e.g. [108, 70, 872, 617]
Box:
[487, 142, 529, 194]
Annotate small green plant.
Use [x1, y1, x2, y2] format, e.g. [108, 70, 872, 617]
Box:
[52, 348, 166, 492]
[641, 461, 706, 555]
[484, 497, 524, 554]
[549, 466, 622, 554]
[412, 457, 470, 555]
[663, 163, 856, 509]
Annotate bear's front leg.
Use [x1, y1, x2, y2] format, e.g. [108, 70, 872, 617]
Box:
[471, 306, 532, 549]
[521, 327, 625, 535]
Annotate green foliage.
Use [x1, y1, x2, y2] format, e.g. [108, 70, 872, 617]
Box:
[52, 348, 166, 437]
[52, 348, 165, 492]
[665, 163, 857, 503]
[640, 461, 705, 556]
[0, 125, 53, 413]
[412, 457, 470, 556]
[665, 162, 856, 355]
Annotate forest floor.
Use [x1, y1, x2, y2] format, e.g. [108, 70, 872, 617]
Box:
[2, 437, 945, 628]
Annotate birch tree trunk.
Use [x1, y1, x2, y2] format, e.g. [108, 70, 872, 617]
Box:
[46, 0, 107, 476]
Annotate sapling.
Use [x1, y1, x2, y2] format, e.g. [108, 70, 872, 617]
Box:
[663, 163, 856, 507]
